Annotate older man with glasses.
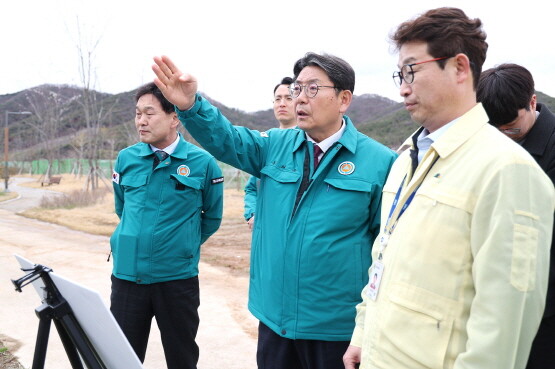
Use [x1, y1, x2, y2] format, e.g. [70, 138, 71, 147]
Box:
[152, 52, 397, 369]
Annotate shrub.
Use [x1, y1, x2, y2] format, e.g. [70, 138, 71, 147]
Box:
[40, 187, 112, 209]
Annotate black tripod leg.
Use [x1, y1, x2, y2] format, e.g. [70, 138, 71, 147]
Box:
[32, 309, 52, 369]
[53, 318, 86, 369]
[59, 314, 106, 369]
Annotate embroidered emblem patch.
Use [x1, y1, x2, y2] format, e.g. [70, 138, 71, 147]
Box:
[112, 171, 120, 184]
[177, 165, 190, 177]
[338, 161, 355, 175]
[211, 177, 224, 185]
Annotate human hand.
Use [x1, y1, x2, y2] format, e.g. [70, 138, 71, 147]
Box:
[152, 55, 198, 111]
[247, 215, 255, 231]
[343, 345, 361, 369]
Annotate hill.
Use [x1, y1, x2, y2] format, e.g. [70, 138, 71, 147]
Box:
[1, 85, 554, 159]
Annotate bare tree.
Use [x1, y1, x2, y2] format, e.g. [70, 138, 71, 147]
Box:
[69, 131, 87, 177]
[23, 87, 69, 181]
[72, 18, 118, 191]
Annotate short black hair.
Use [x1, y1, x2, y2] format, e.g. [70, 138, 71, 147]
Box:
[391, 7, 488, 89]
[274, 77, 293, 94]
[477, 63, 535, 126]
[293, 52, 355, 94]
[135, 82, 174, 114]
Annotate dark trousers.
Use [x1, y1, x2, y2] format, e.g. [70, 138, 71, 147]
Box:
[110, 275, 200, 369]
[526, 314, 555, 369]
[257, 322, 350, 369]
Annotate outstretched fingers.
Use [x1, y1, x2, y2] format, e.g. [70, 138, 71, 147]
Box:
[152, 56, 174, 88]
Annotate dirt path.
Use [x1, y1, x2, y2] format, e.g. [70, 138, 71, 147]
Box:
[0, 178, 257, 369]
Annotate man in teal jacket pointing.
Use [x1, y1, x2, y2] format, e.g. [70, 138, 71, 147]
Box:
[153, 53, 397, 369]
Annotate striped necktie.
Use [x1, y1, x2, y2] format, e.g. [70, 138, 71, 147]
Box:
[153, 150, 168, 170]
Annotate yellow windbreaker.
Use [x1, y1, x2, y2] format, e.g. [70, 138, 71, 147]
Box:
[352, 104, 555, 369]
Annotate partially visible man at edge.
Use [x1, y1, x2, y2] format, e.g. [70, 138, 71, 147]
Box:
[152, 52, 397, 369]
[110, 82, 223, 369]
[343, 7, 555, 369]
[477, 63, 555, 369]
[244, 76, 296, 230]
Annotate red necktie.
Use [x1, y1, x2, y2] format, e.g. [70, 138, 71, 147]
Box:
[313, 145, 323, 169]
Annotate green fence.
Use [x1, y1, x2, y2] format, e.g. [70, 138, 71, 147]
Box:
[7, 159, 251, 190]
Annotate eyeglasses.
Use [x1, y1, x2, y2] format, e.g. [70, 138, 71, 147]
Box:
[498, 127, 521, 135]
[392, 57, 450, 88]
[273, 96, 293, 104]
[289, 82, 336, 98]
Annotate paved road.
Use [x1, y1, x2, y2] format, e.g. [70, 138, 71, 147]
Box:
[1, 177, 64, 212]
[0, 177, 257, 369]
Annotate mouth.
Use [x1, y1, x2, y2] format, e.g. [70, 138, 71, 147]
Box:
[296, 110, 309, 118]
[404, 102, 416, 111]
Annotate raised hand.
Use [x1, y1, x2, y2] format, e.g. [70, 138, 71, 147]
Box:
[152, 55, 198, 111]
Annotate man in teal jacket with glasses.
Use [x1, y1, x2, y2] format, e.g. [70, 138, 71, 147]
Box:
[152, 52, 397, 369]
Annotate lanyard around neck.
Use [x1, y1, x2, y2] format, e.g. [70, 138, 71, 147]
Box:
[378, 154, 440, 260]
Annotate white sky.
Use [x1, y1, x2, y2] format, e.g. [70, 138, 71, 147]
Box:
[2, 0, 554, 112]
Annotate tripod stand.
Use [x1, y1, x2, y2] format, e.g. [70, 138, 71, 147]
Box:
[12, 264, 107, 369]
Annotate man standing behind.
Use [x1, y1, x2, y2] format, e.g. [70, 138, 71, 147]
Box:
[244, 77, 296, 230]
[477, 63, 555, 369]
[153, 52, 397, 369]
[110, 82, 223, 369]
[343, 8, 554, 369]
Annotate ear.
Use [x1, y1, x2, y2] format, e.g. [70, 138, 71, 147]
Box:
[170, 112, 180, 129]
[338, 89, 353, 114]
[453, 53, 472, 85]
[530, 94, 537, 111]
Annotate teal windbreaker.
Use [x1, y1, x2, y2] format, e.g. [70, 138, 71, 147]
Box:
[110, 134, 223, 284]
[177, 95, 396, 340]
[243, 175, 258, 221]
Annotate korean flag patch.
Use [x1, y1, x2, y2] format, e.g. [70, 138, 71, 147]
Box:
[112, 171, 120, 184]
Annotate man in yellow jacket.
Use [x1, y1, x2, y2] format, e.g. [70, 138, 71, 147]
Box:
[343, 7, 555, 369]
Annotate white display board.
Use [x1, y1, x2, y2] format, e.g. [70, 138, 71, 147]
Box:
[15, 255, 144, 369]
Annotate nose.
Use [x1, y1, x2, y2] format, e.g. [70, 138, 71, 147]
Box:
[399, 80, 411, 97]
[136, 114, 147, 126]
[296, 87, 309, 104]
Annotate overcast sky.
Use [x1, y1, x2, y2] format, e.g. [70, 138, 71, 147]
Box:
[2, 0, 553, 112]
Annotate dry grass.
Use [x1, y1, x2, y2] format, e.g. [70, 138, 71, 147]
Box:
[17, 174, 252, 274]
[18, 174, 108, 193]
[0, 191, 18, 202]
[19, 175, 120, 236]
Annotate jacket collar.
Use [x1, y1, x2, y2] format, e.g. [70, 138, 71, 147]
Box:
[291, 115, 358, 154]
[430, 103, 489, 159]
[397, 104, 489, 159]
[522, 103, 555, 156]
[137, 133, 189, 159]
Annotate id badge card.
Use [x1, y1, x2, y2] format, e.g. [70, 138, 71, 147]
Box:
[366, 261, 384, 301]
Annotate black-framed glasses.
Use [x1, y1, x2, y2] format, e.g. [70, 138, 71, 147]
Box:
[392, 57, 451, 88]
[289, 82, 336, 98]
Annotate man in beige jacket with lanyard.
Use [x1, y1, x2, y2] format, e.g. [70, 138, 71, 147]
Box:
[343, 7, 555, 369]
